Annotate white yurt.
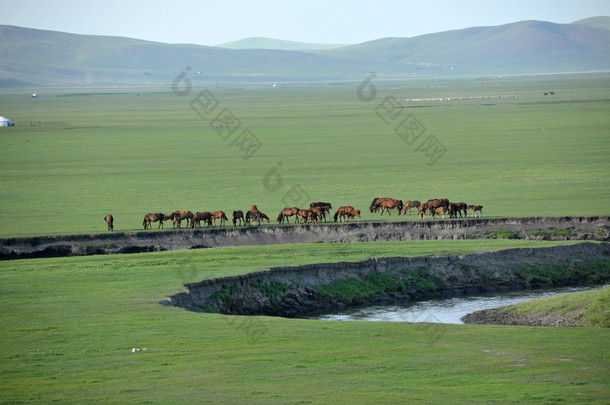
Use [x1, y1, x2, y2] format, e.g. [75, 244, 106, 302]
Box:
[0, 116, 14, 127]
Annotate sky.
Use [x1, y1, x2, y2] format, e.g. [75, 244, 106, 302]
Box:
[1, 0, 609, 46]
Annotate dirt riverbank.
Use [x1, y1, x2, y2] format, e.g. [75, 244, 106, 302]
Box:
[163, 242, 610, 317]
[1, 216, 608, 260]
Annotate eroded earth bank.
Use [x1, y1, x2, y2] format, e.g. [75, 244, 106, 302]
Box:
[1, 216, 609, 260]
[163, 242, 610, 318]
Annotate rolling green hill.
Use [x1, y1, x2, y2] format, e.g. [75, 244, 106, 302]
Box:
[318, 20, 610, 73]
[1, 17, 609, 87]
[572, 16, 610, 31]
[0, 25, 373, 86]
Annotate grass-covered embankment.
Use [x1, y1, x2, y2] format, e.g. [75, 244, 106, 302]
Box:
[463, 285, 610, 327]
[1, 240, 609, 404]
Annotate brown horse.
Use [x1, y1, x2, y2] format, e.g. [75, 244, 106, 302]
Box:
[210, 211, 228, 226]
[418, 203, 427, 219]
[310, 203, 331, 222]
[298, 209, 318, 224]
[278, 207, 300, 224]
[259, 212, 270, 223]
[448, 202, 468, 218]
[170, 210, 193, 228]
[191, 211, 213, 228]
[348, 209, 361, 221]
[468, 205, 483, 218]
[245, 210, 259, 225]
[171, 210, 193, 229]
[246, 210, 270, 225]
[232, 210, 244, 227]
[334, 206, 355, 222]
[372, 198, 403, 215]
[143, 212, 170, 229]
[310, 207, 327, 222]
[369, 197, 383, 213]
[310, 202, 332, 210]
[422, 198, 449, 215]
[104, 214, 114, 231]
[401, 200, 421, 215]
[431, 206, 447, 219]
[245, 205, 260, 225]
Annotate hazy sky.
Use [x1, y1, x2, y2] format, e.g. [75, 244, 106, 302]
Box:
[1, 0, 608, 46]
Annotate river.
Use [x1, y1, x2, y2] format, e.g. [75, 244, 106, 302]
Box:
[308, 286, 600, 324]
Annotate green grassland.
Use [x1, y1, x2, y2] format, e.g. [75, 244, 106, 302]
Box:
[0, 74, 609, 237]
[2, 239, 609, 404]
[502, 285, 610, 327]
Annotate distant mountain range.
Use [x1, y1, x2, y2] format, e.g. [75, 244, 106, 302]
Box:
[1, 17, 609, 87]
[217, 37, 348, 51]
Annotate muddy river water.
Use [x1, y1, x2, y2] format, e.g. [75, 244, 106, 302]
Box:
[308, 286, 601, 324]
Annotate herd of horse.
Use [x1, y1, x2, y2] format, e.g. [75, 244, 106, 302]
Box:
[367, 198, 484, 220]
[113, 198, 483, 231]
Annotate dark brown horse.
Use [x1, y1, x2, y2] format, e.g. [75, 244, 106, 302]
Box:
[277, 207, 300, 224]
[210, 211, 228, 226]
[369, 197, 383, 213]
[232, 210, 245, 227]
[310, 202, 331, 222]
[448, 202, 468, 218]
[401, 200, 421, 215]
[191, 211, 213, 228]
[246, 210, 270, 225]
[334, 206, 355, 222]
[143, 212, 170, 229]
[246, 205, 260, 225]
[104, 214, 114, 231]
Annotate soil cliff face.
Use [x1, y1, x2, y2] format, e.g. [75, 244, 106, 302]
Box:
[1, 216, 608, 260]
[163, 242, 610, 317]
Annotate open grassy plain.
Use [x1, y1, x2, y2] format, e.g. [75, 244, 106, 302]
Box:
[0, 74, 609, 237]
[1, 239, 609, 404]
[1, 75, 609, 403]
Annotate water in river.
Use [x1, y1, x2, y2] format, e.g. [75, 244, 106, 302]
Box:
[309, 286, 599, 324]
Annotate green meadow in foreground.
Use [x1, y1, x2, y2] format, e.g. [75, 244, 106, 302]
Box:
[0, 74, 609, 237]
[1, 240, 609, 404]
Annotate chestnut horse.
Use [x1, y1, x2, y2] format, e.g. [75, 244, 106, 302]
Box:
[334, 206, 355, 222]
[431, 206, 447, 219]
[298, 209, 318, 224]
[143, 212, 170, 229]
[401, 200, 421, 215]
[104, 214, 114, 231]
[191, 211, 213, 228]
[171, 210, 193, 228]
[372, 198, 403, 215]
[468, 205, 483, 218]
[210, 211, 228, 226]
[310, 203, 331, 221]
[348, 209, 361, 221]
[277, 207, 300, 224]
[310, 207, 327, 222]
